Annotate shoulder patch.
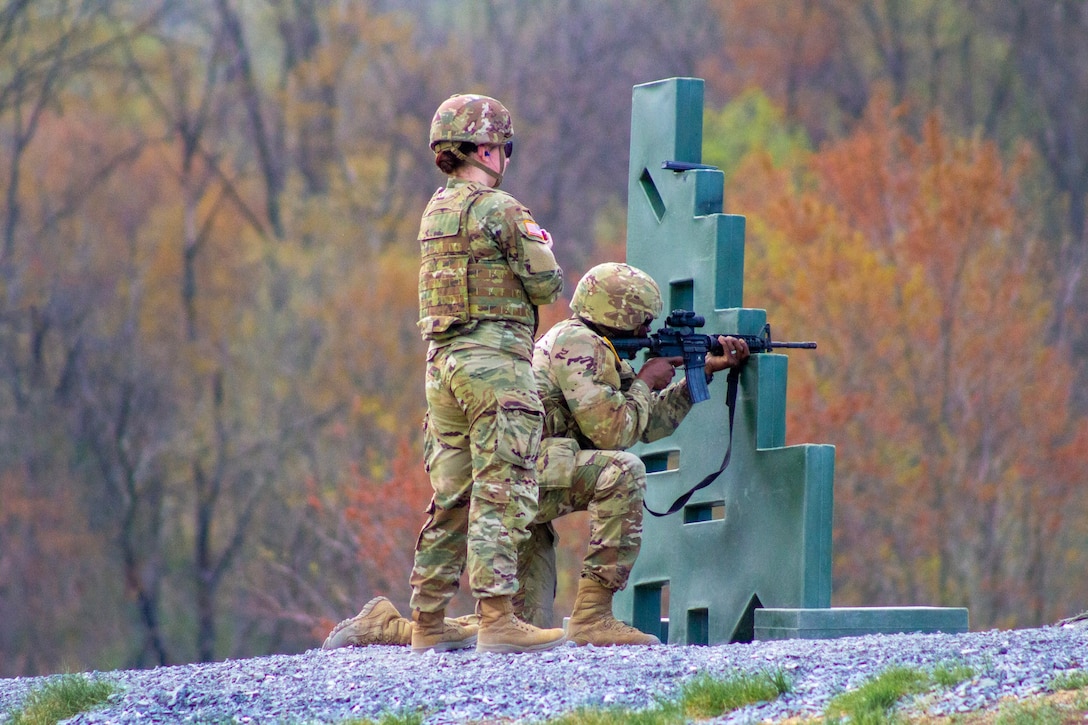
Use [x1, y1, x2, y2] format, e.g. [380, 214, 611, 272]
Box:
[519, 218, 546, 241]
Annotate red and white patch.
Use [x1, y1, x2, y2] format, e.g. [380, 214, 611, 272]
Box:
[522, 220, 546, 241]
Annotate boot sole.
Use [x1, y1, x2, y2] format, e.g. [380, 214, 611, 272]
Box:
[323, 596, 407, 649]
[410, 635, 477, 654]
[475, 635, 567, 654]
[570, 636, 660, 646]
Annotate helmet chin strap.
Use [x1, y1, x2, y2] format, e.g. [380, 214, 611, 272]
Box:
[576, 316, 624, 363]
[451, 145, 505, 187]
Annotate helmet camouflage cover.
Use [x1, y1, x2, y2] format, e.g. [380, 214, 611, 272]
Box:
[570, 262, 663, 332]
[429, 94, 513, 150]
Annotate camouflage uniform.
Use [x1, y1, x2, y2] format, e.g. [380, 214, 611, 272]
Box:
[324, 264, 698, 648]
[517, 315, 696, 625]
[411, 174, 563, 614]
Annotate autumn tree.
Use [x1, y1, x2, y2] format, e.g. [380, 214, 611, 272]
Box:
[706, 0, 1021, 144]
[708, 0, 1088, 403]
[981, 1, 1088, 353]
[726, 93, 1088, 627]
[0, 0, 443, 673]
[0, 0, 177, 673]
[7, 0, 1088, 679]
[100, 0, 439, 664]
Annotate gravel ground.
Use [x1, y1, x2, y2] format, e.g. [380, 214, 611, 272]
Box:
[1, 621, 1086, 724]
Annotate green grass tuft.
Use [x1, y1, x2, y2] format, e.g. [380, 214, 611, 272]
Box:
[678, 670, 792, 719]
[825, 665, 931, 724]
[5, 674, 120, 725]
[541, 670, 791, 725]
[1049, 669, 1088, 692]
[932, 662, 976, 688]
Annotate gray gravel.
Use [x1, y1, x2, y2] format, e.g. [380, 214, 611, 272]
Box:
[2, 622, 1086, 723]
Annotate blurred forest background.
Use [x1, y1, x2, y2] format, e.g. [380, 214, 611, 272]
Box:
[2, 0, 1088, 677]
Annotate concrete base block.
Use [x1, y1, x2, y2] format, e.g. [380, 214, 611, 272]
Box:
[754, 607, 969, 641]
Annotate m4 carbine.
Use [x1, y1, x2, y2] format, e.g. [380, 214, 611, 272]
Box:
[609, 309, 817, 403]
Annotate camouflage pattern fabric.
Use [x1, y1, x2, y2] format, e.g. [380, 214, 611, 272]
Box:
[409, 331, 545, 613]
[430, 94, 513, 149]
[419, 179, 562, 340]
[533, 317, 693, 449]
[516, 316, 698, 607]
[411, 163, 562, 615]
[535, 447, 647, 589]
[569, 262, 662, 332]
[513, 522, 557, 628]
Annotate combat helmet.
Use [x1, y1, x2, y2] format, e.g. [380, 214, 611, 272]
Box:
[429, 94, 513, 151]
[570, 263, 663, 332]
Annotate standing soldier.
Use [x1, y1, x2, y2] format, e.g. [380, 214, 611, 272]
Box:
[410, 93, 566, 654]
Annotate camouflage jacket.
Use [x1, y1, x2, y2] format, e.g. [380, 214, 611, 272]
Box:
[533, 317, 694, 451]
[418, 178, 563, 348]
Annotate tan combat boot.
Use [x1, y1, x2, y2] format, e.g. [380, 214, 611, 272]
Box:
[411, 608, 478, 653]
[449, 613, 481, 629]
[566, 578, 661, 646]
[476, 596, 567, 653]
[322, 596, 414, 648]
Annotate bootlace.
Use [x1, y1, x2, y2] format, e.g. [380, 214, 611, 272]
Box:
[597, 616, 638, 632]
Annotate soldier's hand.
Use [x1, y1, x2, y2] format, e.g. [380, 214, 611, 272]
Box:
[637, 356, 683, 391]
[706, 336, 750, 374]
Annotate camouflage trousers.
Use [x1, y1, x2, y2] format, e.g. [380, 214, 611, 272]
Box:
[514, 445, 646, 627]
[410, 344, 543, 613]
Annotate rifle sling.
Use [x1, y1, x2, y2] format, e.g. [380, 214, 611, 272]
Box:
[644, 368, 740, 518]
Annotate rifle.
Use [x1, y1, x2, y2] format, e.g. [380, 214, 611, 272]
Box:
[609, 309, 817, 403]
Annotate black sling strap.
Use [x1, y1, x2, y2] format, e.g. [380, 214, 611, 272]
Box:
[644, 368, 740, 517]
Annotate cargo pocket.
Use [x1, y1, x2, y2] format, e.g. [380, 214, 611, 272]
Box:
[421, 413, 436, 473]
[536, 437, 579, 489]
[472, 479, 519, 534]
[423, 412, 473, 506]
[494, 390, 544, 468]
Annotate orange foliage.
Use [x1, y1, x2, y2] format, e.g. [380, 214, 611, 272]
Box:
[730, 95, 1088, 627]
[307, 434, 432, 626]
